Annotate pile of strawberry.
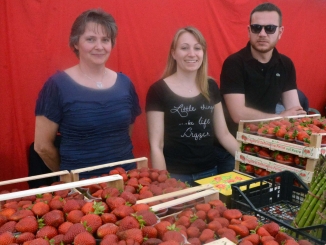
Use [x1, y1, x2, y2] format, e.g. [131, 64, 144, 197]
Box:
[244, 117, 326, 145]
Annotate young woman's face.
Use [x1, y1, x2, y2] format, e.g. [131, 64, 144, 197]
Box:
[75, 22, 112, 65]
[172, 32, 204, 73]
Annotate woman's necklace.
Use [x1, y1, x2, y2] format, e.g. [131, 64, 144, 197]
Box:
[79, 66, 107, 89]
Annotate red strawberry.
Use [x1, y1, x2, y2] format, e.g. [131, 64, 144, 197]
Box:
[124, 185, 136, 193]
[242, 233, 260, 245]
[195, 210, 206, 220]
[215, 205, 228, 216]
[230, 218, 242, 224]
[97, 223, 119, 238]
[257, 227, 271, 237]
[32, 202, 50, 217]
[242, 215, 258, 221]
[195, 203, 211, 212]
[241, 218, 259, 230]
[50, 234, 64, 245]
[262, 222, 280, 237]
[228, 224, 249, 238]
[58, 221, 73, 234]
[142, 238, 163, 245]
[298, 240, 313, 245]
[239, 240, 254, 245]
[117, 228, 144, 244]
[217, 227, 236, 237]
[138, 190, 154, 200]
[207, 208, 220, 221]
[199, 228, 214, 243]
[63, 199, 81, 213]
[0, 215, 7, 227]
[274, 231, 294, 244]
[261, 236, 275, 243]
[101, 213, 117, 224]
[131, 203, 150, 212]
[0, 220, 17, 233]
[120, 191, 137, 205]
[101, 187, 120, 200]
[117, 216, 140, 232]
[0, 231, 16, 244]
[106, 197, 126, 210]
[8, 209, 34, 221]
[162, 230, 184, 243]
[112, 205, 134, 219]
[49, 197, 65, 210]
[15, 216, 38, 233]
[126, 178, 139, 188]
[36, 225, 58, 239]
[223, 209, 242, 220]
[81, 201, 108, 215]
[262, 240, 279, 245]
[175, 216, 191, 228]
[207, 220, 222, 232]
[136, 210, 158, 226]
[63, 223, 87, 243]
[15, 231, 35, 243]
[177, 208, 193, 218]
[42, 209, 64, 227]
[142, 225, 158, 238]
[74, 231, 96, 245]
[213, 217, 229, 227]
[154, 221, 171, 239]
[80, 213, 102, 234]
[28, 237, 51, 245]
[67, 209, 84, 223]
[190, 218, 206, 231]
[100, 233, 119, 244]
[187, 237, 201, 245]
[186, 226, 200, 238]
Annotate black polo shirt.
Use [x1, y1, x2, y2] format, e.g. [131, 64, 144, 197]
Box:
[220, 42, 297, 136]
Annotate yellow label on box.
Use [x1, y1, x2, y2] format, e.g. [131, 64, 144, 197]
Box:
[195, 171, 257, 196]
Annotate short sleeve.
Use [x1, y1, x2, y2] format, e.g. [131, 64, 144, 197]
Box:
[283, 56, 297, 92]
[145, 81, 165, 112]
[35, 77, 62, 124]
[129, 81, 141, 124]
[208, 79, 222, 105]
[220, 56, 245, 95]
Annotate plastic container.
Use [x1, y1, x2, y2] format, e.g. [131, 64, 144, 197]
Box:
[231, 171, 326, 244]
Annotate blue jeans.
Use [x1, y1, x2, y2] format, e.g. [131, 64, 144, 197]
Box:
[214, 144, 235, 174]
[170, 166, 218, 187]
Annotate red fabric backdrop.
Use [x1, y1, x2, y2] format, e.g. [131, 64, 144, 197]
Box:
[1, 0, 326, 190]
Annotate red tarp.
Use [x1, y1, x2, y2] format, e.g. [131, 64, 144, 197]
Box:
[1, 0, 326, 189]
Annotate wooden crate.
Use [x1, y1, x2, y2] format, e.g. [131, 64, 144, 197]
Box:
[0, 170, 72, 189]
[0, 174, 123, 203]
[70, 157, 148, 181]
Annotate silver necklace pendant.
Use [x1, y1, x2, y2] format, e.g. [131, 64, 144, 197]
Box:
[96, 82, 103, 88]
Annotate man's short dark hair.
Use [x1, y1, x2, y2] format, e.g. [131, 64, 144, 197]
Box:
[250, 2, 282, 25]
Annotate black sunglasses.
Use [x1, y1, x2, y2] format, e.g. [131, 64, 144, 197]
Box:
[250, 24, 279, 34]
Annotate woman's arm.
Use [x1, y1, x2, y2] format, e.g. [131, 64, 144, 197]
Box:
[213, 102, 240, 156]
[146, 111, 166, 170]
[34, 116, 60, 172]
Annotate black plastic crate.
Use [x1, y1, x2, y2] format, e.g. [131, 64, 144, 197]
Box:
[231, 171, 326, 244]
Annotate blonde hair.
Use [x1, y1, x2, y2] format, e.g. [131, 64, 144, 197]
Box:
[162, 26, 210, 100]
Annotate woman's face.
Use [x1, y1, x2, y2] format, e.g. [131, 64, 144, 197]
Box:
[75, 22, 112, 66]
[172, 32, 204, 73]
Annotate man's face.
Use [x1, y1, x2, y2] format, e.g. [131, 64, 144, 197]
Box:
[248, 11, 284, 54]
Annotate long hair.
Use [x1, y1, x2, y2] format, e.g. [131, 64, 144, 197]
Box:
[162, 26, 210, 101]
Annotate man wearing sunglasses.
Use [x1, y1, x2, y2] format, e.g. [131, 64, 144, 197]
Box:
[215, 2, 306, 174]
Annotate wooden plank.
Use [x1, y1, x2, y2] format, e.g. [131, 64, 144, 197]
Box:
[0, 175, 122, 202]
[150, 189, 219, 212]
[70, 157, 148, 181]
[136, 184, 215, 204]
[0, 170, 71, 186]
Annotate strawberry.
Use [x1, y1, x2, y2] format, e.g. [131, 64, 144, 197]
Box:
[241, 218, 258, 230]
[28, 237, 51, 245]
[228, 224, 249, 238]
[58, 221, 73, 234]
[262, 240, 279, 245]
[117, 228, 144, 244]
[101, 187, 120, 200]
[101, 213, 117, 224]
[175, 216, 191, 228]
[0, 231, 16, 244]
[195, 203, 211, 212]
[42, 209, 64, 227]
[74, 231, 96, 245]
[298, 240, 313, 245]
[207, 220, 222, 232]
[15, 231, 35, 243]
[195, 210, 206, 220]
[274, 231, 294, 244]
[177, 208, 194, 218]
[106, 197, 126, 210]
[0, 208, 16, 219]
[142, 238, 162, 245]
[186, 226, 200, 238]
[80, 213, 102, 234]
[257, 227, 271, 237]
[223, 209, 242, 220]
[239, 240, 254, 245]
[36, 225, 58, 239]
[136, 210, 158, 226]
[139, 190, 154, 200]
[190, 218, 206, 231]
[81, 201, 108, 215]
[142, 225, 157, 238]
[15, 216, 38, 233]
[217, 227, 236, 237]
[215, 205, 228, 216]
[127, 178, 139, 188]
[49, 197, 65, 210]
[261, 236, 275, 243]
[112, 205, 135, 219]
[67, 209, 85, 223]
[50, 234, 65, 245]
[213, 217, 229, 227]
[199, 228, 215, 243]
[128, 170, 140, 179]
[100, 233, 119, 244]
[187, 237, 201, 245]
[0, 220, 17, 233]
[117, 216, 141, 232]
[162, 230, 184, 243]
[63, 223, 87, 243]
[124, 185, 136, 193]
[159, 241, 180, 245]
[32, 201, 50, 217]
[63, 199, 81, 213]
[207, 208, 220, 221]
[230, 218, 242, 224]
[242, 215, 257, 221]
[131, 203, 150, 213]
[154, 221, 171, 239]
[262, 222, 280, 237]
[242, 233, 260, 245]
[97, 223, 119, 238]
[0, 215, 7, 227]
[8, 209, 34, 221]
[120, 191, 137, 205]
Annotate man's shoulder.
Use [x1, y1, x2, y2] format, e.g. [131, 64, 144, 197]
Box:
[224, 45, 248, 64]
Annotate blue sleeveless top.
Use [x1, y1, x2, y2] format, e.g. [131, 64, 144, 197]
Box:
[35, 71, 141, 178]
